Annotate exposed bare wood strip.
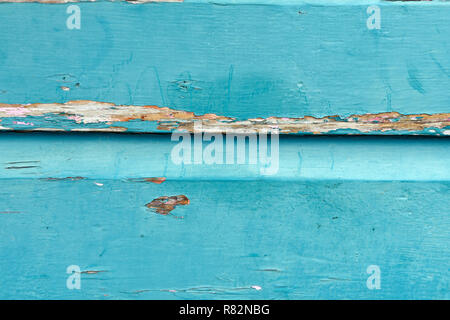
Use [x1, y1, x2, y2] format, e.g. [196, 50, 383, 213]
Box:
[0, 101, 448, 135]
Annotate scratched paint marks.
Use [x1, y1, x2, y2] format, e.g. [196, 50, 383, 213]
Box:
[0, 101, 448, 135]
[42, 177, 166, 183]
[4, 160, 41, 170]
[43, 176, 86, 181]
[146, 195, 190, 215]
[5, 165, 41, 170]
[125, 285, 263, 296]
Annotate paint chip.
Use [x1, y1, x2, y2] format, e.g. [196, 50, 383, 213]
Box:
[145, 195, 190, 215]
[144, 177, 166, 184]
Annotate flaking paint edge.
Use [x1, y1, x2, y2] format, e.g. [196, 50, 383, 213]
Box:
[0, 100, 449, 135]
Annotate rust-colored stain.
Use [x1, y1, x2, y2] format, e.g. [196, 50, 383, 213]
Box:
[0, 101, 448, 135]
[129, 177, 166, 184]
[144, 177, 166, 184]
[146, 195, 190, 215]
[44, 177, 86, 181]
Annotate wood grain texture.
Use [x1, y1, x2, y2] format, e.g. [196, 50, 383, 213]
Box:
[0, 0, 448, 301]
[0, 178, 448, 299]
[0, 2, 448, 134]
[0, 133, 448, 299]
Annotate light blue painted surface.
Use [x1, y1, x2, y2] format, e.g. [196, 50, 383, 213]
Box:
[0, 1, 448, 124]
[0, 133, 448, 299]
[0, 133, 449, 181]
[0, 0, 449, 300]
[0, 178, 448, 299]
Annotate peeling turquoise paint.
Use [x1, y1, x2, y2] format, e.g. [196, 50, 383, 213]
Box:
[0, 2, 448, 121]
[0, 0, 449, 300]
[1, 114, 449, 135]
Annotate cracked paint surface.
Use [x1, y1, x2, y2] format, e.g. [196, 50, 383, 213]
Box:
[0, 101, 448, 135]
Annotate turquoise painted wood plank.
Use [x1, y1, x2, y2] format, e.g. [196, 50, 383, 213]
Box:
[0, 1, 448, 134]
[0, 179, 448, 299]
[1, 1, 448, 5]
[0, 0, 448, 301]
[0, 133, 449, 180]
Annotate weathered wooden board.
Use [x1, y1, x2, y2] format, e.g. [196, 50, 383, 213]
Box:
[0, 0, 448, 301]
[0, 133, 448, 299]
[0, 133, 449, 181]
[0, 1, 448, 134]
[0, 133, 447, 299]
[0, 179, 449, 299]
